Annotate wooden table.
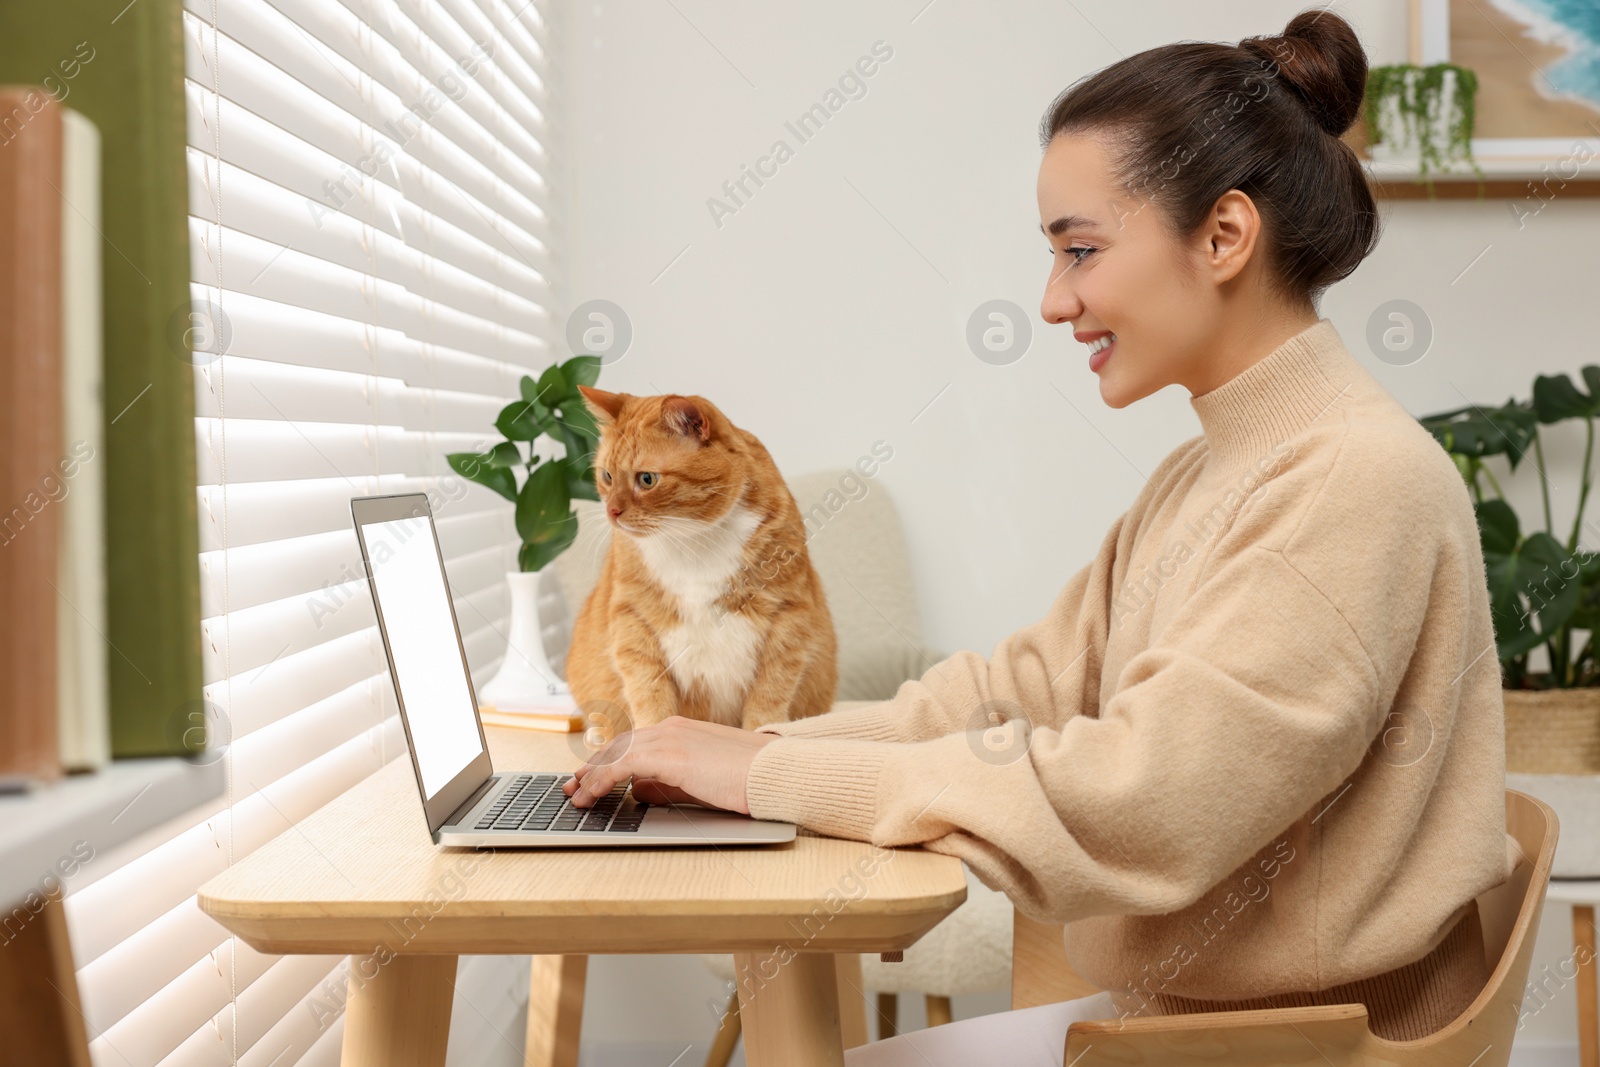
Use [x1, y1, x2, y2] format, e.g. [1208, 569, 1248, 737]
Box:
[1545, 880, 1600, 1067]
[197, 725, 967, 1066]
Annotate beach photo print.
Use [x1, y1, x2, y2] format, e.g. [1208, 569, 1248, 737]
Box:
[1416, 0, 1600, 164]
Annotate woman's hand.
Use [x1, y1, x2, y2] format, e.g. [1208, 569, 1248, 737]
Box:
[561, 715, 781, 813]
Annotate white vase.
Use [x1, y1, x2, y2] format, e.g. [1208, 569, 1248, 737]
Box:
[477, 568, 573, 708]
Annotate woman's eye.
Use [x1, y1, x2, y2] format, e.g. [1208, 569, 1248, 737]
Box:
[637, 472, 657, 488]
[1065, 245, 1097, 264]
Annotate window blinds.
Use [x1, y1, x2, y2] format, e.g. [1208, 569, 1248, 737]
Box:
[61, 0, 564, 1063]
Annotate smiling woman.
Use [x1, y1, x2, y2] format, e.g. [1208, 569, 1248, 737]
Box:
[1034, 8, 1378, 408]
[566, 9, 1513, 1063]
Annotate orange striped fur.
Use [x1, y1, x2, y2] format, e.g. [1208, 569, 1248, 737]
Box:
[565, 386, 837, 735]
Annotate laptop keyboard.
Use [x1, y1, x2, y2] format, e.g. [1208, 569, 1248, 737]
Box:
[473, 774, 646, 833]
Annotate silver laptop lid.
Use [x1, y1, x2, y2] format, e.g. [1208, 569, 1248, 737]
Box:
[351, 492, 494, 835]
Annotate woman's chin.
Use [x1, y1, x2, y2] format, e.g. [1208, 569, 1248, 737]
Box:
[1097, 374, 1135, 409]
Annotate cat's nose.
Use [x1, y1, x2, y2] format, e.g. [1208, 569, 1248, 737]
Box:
[607, 504, 623, 520]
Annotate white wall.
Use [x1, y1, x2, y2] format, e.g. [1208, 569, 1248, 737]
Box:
[558, 0, 1600, 1059]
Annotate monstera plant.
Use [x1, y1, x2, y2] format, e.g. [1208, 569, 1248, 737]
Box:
[1421, 368, 1600, 689]
[446, 354, 603, 572]
[1423, 367, 1600, 876]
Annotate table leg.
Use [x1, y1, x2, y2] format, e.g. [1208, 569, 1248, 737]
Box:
[524, 954, 586, 1067]
[834, 954, 868, 1049]
[340, 953, 457, 1067]
[1577, 905, 1598, 1067]
[733, 950, 845, 1067]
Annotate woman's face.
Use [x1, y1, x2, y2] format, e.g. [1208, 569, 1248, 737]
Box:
[1036, 131, 1229, 408]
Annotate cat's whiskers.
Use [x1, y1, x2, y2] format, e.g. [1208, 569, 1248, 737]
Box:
[653, 511, 720, 539]
[645, 520, 717, 562]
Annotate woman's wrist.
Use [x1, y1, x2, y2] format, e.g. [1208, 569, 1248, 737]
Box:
[739, 731, 782, 812]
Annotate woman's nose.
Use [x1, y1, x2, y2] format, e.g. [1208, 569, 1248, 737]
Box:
[1040, 285, 1082, 326]
[1041, 262, 1083, 325]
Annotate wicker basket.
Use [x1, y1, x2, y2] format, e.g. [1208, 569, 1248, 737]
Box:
[1504, 686, 1600, 775]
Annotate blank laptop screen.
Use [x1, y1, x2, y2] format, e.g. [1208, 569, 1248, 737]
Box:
[362, 515, 484, 799]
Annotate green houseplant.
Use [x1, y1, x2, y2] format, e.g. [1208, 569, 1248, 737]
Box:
[446, 353, 603, 572]
[444, 354, 603, 708]
[1364, 62, 1482, 190]
[1420, 368, 1600, 689]
[1421, 368, 1600, 874]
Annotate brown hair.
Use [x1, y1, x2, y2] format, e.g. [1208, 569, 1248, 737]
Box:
[1039, 9, 1379, 306]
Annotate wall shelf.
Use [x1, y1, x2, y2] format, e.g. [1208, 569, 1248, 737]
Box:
[1363, 158, 1600, 200]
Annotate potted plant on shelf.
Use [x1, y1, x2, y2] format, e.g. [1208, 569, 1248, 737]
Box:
[445, 354, 602, 710]
[1362, 61, 1482, 193]
[1420, 367, 1600, 875]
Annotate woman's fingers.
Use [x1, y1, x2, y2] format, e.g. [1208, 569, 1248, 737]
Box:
[565, 729, 636, 797]
[629, 777, 701, 806]
[569, 753, 631, 805]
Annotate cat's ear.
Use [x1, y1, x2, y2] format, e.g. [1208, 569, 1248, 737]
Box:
[661, 395, 712, 445]
[577, 385, 626, 427]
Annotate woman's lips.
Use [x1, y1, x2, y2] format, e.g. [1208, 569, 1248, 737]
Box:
[1089, 337, 1115, 373]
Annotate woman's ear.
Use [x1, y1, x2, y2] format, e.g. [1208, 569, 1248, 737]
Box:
[577, 384, 626, 426]
[1204, 188, 1262, 285]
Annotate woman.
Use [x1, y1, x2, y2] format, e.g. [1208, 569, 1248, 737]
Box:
[564, 9, 1513, 1061]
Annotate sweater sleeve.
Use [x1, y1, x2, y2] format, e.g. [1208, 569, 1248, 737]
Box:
[746, 443, 1426, 923]
[753, 505, 1129, 746]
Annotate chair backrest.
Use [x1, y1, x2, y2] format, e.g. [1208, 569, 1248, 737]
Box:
[1012, 789, 1559, 1066]
[547, 469, 942, 699]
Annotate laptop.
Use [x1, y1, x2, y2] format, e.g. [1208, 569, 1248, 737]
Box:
[350, 492, 797, 848]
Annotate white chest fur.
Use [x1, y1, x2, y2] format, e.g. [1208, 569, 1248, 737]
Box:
[633, 504, 764, 725]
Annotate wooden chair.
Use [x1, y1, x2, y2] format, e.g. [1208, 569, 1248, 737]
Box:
[1011, 788, 1558, 1066]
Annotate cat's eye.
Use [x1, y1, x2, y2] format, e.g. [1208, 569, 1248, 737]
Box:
[600, 469, 611, 484]
[636, 472, 658, 489]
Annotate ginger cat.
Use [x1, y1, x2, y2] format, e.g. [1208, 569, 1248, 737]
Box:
[564, 386, 837, 735]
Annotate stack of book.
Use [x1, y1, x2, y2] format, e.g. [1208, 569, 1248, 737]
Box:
[0, 87, 109, 789]
[478, 691, 583, 733]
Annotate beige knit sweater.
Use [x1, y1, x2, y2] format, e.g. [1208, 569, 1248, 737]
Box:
[747, 318, 1515, 1038]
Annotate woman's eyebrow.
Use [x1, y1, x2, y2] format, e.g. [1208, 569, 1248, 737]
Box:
[1041, 214, 1102, 237]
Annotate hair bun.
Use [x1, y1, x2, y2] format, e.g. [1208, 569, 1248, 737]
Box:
[1238, 10, 1368, 136]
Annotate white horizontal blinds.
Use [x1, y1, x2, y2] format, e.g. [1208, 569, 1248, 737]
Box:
[61, 0, 565, 1063]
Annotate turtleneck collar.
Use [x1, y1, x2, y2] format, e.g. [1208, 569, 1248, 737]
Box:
[1189, 318, 1370, 477]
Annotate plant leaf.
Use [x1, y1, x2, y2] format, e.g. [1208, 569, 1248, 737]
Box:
[484, 441, 522, 468]
[1418, 400, 1536, 469]
[496, 398, 554, 442]
[519, 517, 578, 572]
[1533, 370, 1600, 423]
[1478, 505, 1585, 665]
[515, 459, 573, 545]
[535, 363, 569, 405]
[1584, 366, 1600, 406]
[560, 400, 599, 439]
[1475, 499, 1519, 556]
[1518, 532, 1583, 640]
[561, 355, 601, 390]
[551, 454, 598, 503]
[446, 451, 517, 503]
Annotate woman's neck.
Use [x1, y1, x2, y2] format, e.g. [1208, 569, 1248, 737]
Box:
[1185, 302, 1322, 399]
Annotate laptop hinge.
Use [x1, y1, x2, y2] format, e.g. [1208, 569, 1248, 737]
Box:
[445, 774, 499, 827]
